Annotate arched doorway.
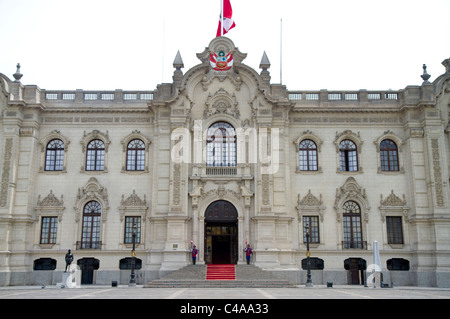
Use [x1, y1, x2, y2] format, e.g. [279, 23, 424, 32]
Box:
[204, 200, 238, 264]
[77, 257, 100, 284]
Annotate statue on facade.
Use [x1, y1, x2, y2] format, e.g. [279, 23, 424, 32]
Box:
[64, 250, 73, 272]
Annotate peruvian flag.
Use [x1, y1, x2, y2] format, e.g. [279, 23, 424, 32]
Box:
[216, 0, 236, 37]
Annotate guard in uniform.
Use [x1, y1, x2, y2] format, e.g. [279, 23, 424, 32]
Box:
[244, 244, 252, 265]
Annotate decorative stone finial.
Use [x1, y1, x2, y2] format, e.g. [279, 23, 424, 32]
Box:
[259, 51, 271, 83]
[173, 50, 184, 70]
[421, 64, 431, 84]
[172, 50, 184, 84]
[13, 63, 23, 82]
[259, 51, 271, 70]
[442, 58, 450, 74]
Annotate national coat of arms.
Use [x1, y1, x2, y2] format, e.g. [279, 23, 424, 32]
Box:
[210, 50, 234, 71]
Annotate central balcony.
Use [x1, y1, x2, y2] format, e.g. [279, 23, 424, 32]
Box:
[206, 166, 237, 176]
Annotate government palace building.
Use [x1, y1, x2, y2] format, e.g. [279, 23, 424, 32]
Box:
[0, 37, 449, 287]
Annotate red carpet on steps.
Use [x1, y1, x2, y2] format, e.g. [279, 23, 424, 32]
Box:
[206, 264, 236, 280]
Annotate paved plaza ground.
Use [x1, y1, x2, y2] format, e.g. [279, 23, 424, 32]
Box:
[1, 284, 449, 300]
[1, 284, 447, 317]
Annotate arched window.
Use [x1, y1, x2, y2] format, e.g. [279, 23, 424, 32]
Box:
[339, 139, 358, 171]
[86, 139, 105, 171]
[45, 139, 64, 171]
[206, 122, 236, 167]
[342, 201, 363, 249]
[380, 139, 399, 171]
[299, 139, 318, 171]
[80, 201, 102, 249]
[126, 139, 145, 171]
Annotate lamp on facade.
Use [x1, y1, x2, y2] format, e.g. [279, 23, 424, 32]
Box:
[129, 222, 137, 287]
[305, 222, 313, 287]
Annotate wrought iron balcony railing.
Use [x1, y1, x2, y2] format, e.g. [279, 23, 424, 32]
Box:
[341, 240, 367, 250]
[76, 241, 102, 250]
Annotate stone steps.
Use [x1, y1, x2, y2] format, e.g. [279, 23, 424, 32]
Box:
[144, 264, 295, 288]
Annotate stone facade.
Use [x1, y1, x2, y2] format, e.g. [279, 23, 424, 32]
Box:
[0, 37, 449, 287]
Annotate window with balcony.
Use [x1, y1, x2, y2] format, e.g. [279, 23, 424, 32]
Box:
[206, 122, 237, 174]
[80, 201, 102, 249]
[342, 201, 363, 249]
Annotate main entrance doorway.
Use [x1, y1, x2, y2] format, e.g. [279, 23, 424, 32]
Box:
[204, 200, 238, 264]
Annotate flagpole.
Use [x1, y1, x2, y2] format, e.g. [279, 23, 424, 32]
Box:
[162, 19, 165, 83]
[221, 0, 224, 36]
[280, 18, 283, 85]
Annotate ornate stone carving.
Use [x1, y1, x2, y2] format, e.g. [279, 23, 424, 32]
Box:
[37, 190, 64, 207]
[380, 190, 406, 207]
[297, 190, 326, 221]
[173, 163, 181, 206]
[261, 174, 270, 206]
[81, 130, 110, 151]
[203, 88, 240, 119]
[431, 139, 445, 207]
[334, 177, 370, 222]
[201, 184, 241, 201]
[121, 190, 146, 207]
[119, 190, 148, 223]
[35, 190, 65, 223]
[299, 190, 322, 206]
[75, 177, 109, 222]
[379, 190, 409, 222]
[0, 138, 13, 207]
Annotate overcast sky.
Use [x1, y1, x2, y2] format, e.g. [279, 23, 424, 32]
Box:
[0, 0, 449, 91]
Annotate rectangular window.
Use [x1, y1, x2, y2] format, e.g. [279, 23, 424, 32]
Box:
[127, 149, 145, 171]
[124, 216, 141, 244]
[381, 150, 399, 171]
[45, 149, 64, 171]
[40, 217, 58, 244]
[340, 150, 358, 171]
[343, 215, 363, 248]
[86, 150, 105, 171]
[81, 216, 101, 249]
[303, 216, 319, 243]
[386, 216, 404, 244]
[299, 150, 318, 171]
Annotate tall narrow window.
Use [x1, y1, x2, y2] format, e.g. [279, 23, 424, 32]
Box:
[386, 216, 404, 244]
[380, 139, 399, 171]
[206, 122, 236, 167]
[45, 139, 64, 171]
[342, 201, 363, 248]
[40, 216, 58, 244]
[339, 139, 358, 171]
[86, 139, 105, 171]
[299, 139, 318, 171]
[126, 139, 145, 171]
[124, 216, 141, 244]
[303, 216, 320, 243]
[81, 201, 102, 249]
